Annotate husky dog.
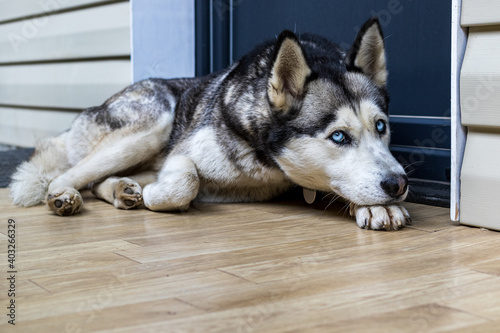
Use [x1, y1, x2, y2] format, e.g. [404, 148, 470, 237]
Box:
[10, 17, 410, 230]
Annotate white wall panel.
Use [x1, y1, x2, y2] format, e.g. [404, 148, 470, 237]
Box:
[0, 61, 131, 109]
[462, 0, 500, 26]
[460, 26, 500, 127]
[0, 0, 119, 23]
[0, 107, 78, 147]
[0, 2, 130, 63]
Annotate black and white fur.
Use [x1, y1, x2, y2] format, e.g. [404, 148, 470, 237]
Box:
[10, 17, 410, 230]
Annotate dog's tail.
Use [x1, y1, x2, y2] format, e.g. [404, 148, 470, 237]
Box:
[9, 137, 70, 207]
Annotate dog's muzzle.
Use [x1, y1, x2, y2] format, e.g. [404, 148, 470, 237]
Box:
[381, 174, 408, 199]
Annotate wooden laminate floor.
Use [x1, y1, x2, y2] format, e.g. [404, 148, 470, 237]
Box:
[1, 187, 500, 332]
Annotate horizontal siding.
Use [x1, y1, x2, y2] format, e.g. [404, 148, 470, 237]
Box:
[0, 0, 121, 23]
[460, 3, 500, 227]
[0, 61, 130, 109]
[0, 1, 131, 147]
[461, 0, 500, 26]
[0, 107, 77, 147]
[0, 2, 130, 63]
[460, 26, 500, 127]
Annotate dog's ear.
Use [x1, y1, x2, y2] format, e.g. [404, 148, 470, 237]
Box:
[268, 30, 312, 113]
[346, 17, 387, 87]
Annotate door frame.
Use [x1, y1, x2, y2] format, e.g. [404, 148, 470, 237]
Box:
[451, 0, 467, 221]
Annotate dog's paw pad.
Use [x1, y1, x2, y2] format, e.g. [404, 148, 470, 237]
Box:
[353, 204, 410, 231]
[114, 179, 143, 210]
[46, 188, 83, 216]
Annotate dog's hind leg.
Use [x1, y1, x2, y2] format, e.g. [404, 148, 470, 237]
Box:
[143, 155, 200, 211]
[91, 171, 157, 210]
[47, 123, 170, 216]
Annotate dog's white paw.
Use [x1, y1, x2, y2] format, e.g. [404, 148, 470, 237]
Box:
[46, 187, 83, 216]
[113, 178, 143, 210]
[351, 204, 411, 231]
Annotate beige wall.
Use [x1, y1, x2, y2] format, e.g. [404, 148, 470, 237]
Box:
[0, 0, 131, 147]
[460, 0, 500, 229]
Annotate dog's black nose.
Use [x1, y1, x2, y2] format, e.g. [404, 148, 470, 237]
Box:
[381, 174, 408, 198]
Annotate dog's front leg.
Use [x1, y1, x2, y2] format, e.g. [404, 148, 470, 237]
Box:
[350, 204, 411, 231]
[143, 155, 200, 211]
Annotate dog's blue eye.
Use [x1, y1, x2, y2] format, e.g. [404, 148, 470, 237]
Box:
[376, 120, 386, 134]
[331, 131, 346, 144]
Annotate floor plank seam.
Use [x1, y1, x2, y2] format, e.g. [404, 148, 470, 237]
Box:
[28, 279, 53, 294]
[114, 251, 142, 264]
[121, 238, 146, 247]
[436, 303, 492, 322]
[216, 268, 257, 284]
[174, 297, 208, 312]
[468, 267, 500, 278]
[406, 225, 452, 233]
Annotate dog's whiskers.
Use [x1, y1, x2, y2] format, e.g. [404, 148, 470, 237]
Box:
[403, 161, 420, 171]
[321, 192, 336, 201]
[406, 169, 417, 177]
[340, 201, 352, 217]
[324, 192, 341, 211]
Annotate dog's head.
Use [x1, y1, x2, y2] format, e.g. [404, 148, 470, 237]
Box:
[267, 18, 408, 205]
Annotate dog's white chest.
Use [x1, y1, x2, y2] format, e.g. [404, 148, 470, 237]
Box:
[184, 127, 290, 201]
